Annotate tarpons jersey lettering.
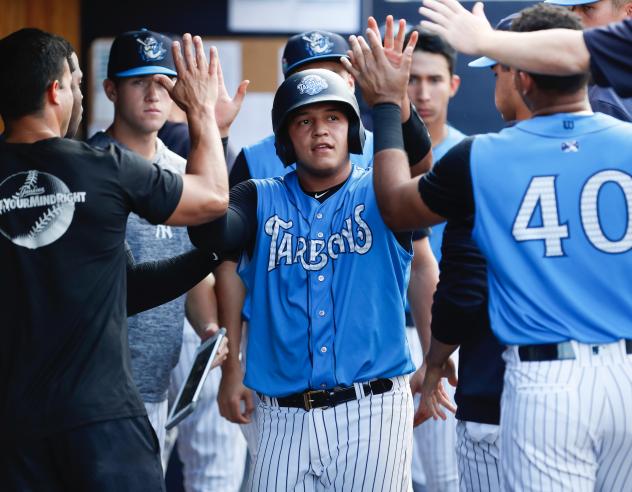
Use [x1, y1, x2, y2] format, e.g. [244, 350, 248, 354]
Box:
[264, 204, 372, 271]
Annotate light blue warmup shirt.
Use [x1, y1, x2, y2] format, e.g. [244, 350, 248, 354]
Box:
[239, 167, 415, 397]
[471, 113, 632, 345]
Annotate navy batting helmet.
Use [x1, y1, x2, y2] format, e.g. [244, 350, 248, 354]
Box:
[272, 69, 366, 166]
[282, 30, 349, 77]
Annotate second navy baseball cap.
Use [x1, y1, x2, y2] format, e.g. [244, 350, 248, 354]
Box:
[468, 13, 520, 68]
[282, 30, 350, 77]
[107, 28, 177, 79]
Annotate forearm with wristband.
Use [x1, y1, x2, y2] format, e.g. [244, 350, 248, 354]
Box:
[373, 103, 432, 165]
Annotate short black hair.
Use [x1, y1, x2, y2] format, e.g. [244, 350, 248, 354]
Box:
[404, 28, 457, 75]
[511, 4, 588, 93]
[0, 28, 74, 121]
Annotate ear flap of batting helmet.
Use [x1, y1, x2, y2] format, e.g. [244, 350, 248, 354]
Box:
[272, 69, 365, 166]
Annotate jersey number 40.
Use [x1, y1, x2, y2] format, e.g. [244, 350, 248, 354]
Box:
[512, 170, 632, 257]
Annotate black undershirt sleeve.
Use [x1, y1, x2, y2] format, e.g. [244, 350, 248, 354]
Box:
[402, 104, 432, 166]
[125, 244, 221, 316]
[188, 180, 258, 257]
[229, 150, 252, 188]
[418, 137, 475, 220]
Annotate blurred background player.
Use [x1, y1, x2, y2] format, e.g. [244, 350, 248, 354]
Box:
[159, 83, 249, 492]
[404, 27, 463, 492]
[87, 29, 245, 471]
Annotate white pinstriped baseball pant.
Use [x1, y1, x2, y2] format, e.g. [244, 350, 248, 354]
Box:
[500, 339, 632, 491]
[456, 421, 500, 492]
[246, 376, 414, 492]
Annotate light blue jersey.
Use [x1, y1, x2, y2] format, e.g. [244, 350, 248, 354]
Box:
[243, 131, 374, 180]
[240, 131, 374, 322]
[430, 125, 466, 262]
[239, 167, 415, 397]
[471, 113, 632, 345]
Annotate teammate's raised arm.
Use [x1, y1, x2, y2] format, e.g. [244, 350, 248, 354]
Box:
[344, 27, 444, 231]
[154, 34, 233, 226]
[419, 0, 590, 75]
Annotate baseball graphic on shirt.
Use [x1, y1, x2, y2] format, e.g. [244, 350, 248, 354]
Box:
[0, 170, 86, 249]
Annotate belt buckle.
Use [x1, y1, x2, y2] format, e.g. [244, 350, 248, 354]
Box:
[303, 389, 328, 411]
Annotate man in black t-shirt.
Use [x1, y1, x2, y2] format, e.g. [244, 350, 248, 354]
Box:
[0, 28, 229, 491]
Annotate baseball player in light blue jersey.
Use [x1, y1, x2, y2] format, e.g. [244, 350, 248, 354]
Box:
[189, 37, 434, 489]
[217, 25, 436, 477]
[415, 14, 531, 492]
[349, 4, 632, 491]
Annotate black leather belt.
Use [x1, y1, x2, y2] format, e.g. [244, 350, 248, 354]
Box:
[518, 340, 632, 362]
[271, 378, 394, 411]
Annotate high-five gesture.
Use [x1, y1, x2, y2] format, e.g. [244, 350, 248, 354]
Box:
[341, 19, 418, 108]
[419, 0, 493, 55]
[215, 61, 249, 138]
[154, 33, 219, 116]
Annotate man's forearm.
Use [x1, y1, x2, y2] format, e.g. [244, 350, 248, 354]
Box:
[185, 274, 219, 339]
[215, 260, 246, 372]
[184, 108, 229, 218]
[408, 238, 439, 354]
[478, 29, 589, 76]
[425, 336, 459, 368]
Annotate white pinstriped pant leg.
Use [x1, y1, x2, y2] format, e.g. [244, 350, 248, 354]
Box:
[247, 376, 414, 491]
[169, 320, 248, 492]
[455, 421, 500, 492]
[500, 341, 632, 492]
[406, 328, 459, 492]
[145, 399, 169, 472]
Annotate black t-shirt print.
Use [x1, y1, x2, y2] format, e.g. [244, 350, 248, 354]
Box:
[0, 137, 182, 439]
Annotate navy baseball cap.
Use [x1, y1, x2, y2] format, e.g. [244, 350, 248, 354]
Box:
[468, 13, 520, 68]
[282, 30, 350, 77]
[107, 28, 177, 79]
[544, 0, 596, 5]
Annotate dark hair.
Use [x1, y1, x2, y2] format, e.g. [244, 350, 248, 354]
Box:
[511, 4, 588, 93]
[404, 28, 457, 75]
[0, 28, 74, 120]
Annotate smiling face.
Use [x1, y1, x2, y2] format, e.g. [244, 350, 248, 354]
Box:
[105, 75, 172, 135]
[287, 101, 350, 179]
[407, 51, 460, 129]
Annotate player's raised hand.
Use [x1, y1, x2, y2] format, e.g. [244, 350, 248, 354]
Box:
[215, 60, 249, 138]
[366, 16, 408, 67]
[217, 365, 255, 424]
[154, 33, 220, 116]
[419, 0, 493, 55]
[341, 26, 417, 108]
[414, 358, 457, 426]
